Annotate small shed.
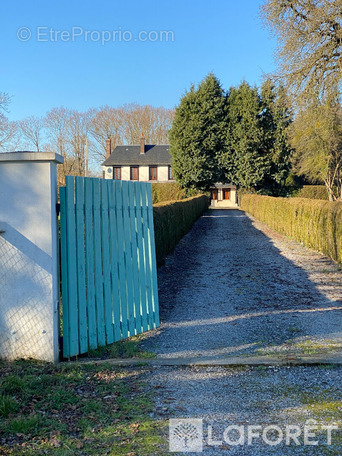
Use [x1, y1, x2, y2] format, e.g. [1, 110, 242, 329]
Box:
[210, 183, 238, 208]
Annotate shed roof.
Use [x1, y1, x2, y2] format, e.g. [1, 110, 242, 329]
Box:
[210, 183, 236, 189]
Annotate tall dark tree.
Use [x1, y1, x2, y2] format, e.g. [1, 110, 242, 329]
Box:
[220, 81, 268, 189]
[217, 80, 293, 194]
[260, 79, 293, 195]
[169, 74, 227, 190]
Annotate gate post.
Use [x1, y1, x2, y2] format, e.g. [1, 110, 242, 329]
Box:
[0, 152, 64, 363]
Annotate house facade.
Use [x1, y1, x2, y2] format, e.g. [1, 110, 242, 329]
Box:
[102, 134, 238, 207]
[102, 135, 174, 183]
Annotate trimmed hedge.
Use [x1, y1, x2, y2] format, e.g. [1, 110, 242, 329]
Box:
[151, 183, 187, 204]
[241, 194, 342, 264]
[153, 195, 210, 264]
[296, 185, 329, 200]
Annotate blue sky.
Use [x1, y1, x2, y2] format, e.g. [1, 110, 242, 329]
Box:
[0, 0, 276, 121]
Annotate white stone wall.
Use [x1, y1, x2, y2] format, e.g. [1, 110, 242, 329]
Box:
[211, 199, 238, 208]
[0, 152, 63, 362]
[122, 166, 130, 181]
[103, 165, 113, 179]
[157, 166, 169, 182]
[139, 166, 149, 181]
[231, 188, 237, 204]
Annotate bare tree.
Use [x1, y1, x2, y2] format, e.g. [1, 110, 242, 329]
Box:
[0, 116, 17, 150]
[0, 92, 17, 151]
[45, 107, 75, 185]
[13, 103, 173, 177]
[18, 115, 44, 152]
[261, 1, 342, 99]
[65, 109, 90, 176]
[122, 104, 174, 144]
[0, 92, 11, 112]
[45, 107, 69, 157]
[88, 106, 124, 161]
[44, 107, 94, 182]
[87, 103, 174, 167]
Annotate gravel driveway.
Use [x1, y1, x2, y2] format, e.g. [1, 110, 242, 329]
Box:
[141, 209, 342, 455]
[147, 364, 342, 455]
[143, 209, 342, 361]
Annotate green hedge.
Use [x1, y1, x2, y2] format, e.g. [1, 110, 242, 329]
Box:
[296, 185, 329, 200]
[153, 195, 210, 264]
[151, 183, 187, 204]
[241, 194, 342, 264]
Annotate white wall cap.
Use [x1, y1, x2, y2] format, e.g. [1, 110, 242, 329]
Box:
[0, 151, 64, 164]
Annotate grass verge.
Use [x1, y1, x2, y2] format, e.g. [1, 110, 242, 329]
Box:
[0, 360, 166, 455]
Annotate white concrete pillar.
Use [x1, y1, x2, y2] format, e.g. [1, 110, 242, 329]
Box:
[0, 152, 63, 362]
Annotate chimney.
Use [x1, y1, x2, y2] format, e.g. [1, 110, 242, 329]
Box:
[106, 137, 111, 159]
[140, 133, 145, 155]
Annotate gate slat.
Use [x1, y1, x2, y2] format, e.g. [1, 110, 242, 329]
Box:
[135, 184, 149, 332]
[60, 186, 70, 357]
[108, 182, 122, 341]
[75, 177, 88, 353]
[101, 180, 114, 344]
[122, 181, 135, 336]
[84, 178, 97, 349]
[146, 184, 160, 328]
[65, 176, 79, 356]
[93, 179, 106, 346]
[128, 181, 142, 335]
[141, 183, 154, 330]
[114, 181, 129, 339]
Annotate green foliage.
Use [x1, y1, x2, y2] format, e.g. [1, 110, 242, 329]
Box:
[260, 81, 293, 195]
[290, 97, 342, 201]
[296, 186, 329, 201]
[0, 361, 165, 455]
[220, 80, 293, 194]
[153, 195, 210, 264]
[285, 172, 303, 191]
[222, 81, 268, 189]
[0, 395, 19, 418]
[169, 73, 227, 190]
[170, 75, 293, 195]
[151, 183, 187, 203]
[241, 194, 342, 264]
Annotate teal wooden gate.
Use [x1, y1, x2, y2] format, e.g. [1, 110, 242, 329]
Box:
[59, 176, 160, 358]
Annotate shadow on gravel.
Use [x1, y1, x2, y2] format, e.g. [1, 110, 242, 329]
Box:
[142, 209, 342, 360]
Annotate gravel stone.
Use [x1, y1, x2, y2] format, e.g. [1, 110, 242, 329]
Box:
[143, 209, 342, 360]
[141, 209, 342, 454]
[146, 364, 342, 455]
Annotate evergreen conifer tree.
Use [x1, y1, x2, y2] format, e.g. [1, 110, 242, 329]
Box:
[169, 73, 227, 190]
[221, 81, 267, 189]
